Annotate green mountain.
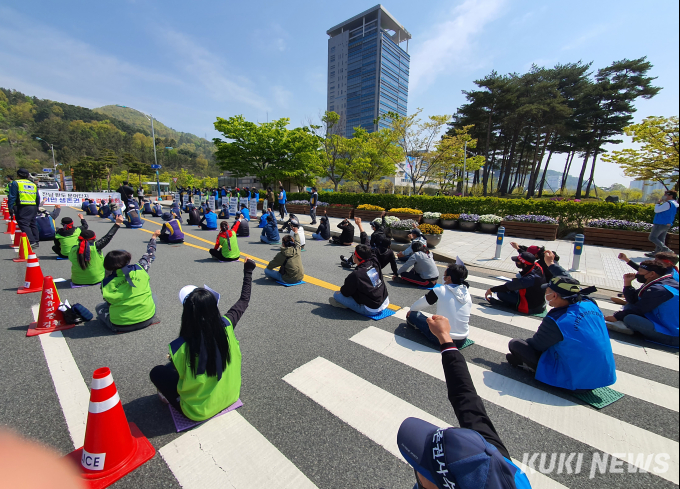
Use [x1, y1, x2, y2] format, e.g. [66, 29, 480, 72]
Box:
[93, 105, 215, 161]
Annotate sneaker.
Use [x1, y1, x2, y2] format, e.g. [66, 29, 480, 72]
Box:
[644, 252, 657, 258]
[31, 242, 39, 248]
[606, 320, 634, 335]
[506, 353, 523, 368]
[328, 297, 348, 309]
[157, 390, 169, 404]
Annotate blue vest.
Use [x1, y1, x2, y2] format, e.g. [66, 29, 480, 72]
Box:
[171, 205, 182, 216]
[127, 209, 143, 228]
[644, 284, 679, 337]
[279, 190, 286, 204]
[241, 208, 250, 221]
[204, 212, 217, 229]
[143, 202, 153, 214]
[36, 215, 55, 240]
[258, 214, 268, 228]
[218, 207, 229, 218]
[99, 205, 111, 218]
[504, 458, 532, 489]
[654, 201, 678, 225]
[671, 268, 679, 282]
[81, 201, 90, 211]
[152, 204, 162, 216]
[536, 300, 617, 390]
[88, 203, 98, 215]
[165, 219, 184, 241]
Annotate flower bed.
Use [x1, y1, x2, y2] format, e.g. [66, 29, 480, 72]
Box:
[422, 212, 441, 226]
[440, 213, 459, 229]
[390, 219, 420, 243]
[459, 213, 479, 232]
[324, 203, 354, 219]
[500, 215, 559, 241]
[419, 223, 443, 248]
[387, 207, 423, 222]
[584, 220, 656, 251]
[478, 214, 502, 234]
[357, 204, 385, 211]
[285, 202, 308, 215]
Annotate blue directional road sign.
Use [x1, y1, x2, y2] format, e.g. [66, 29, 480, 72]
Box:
[43, 168, 52, 173]
[150, 164, 162, 170]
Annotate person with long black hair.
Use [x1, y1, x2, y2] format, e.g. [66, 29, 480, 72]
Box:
[149, 259, 256, 421]
[68, 215, 124, 285]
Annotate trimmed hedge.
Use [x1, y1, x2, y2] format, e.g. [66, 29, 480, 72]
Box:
[286, 192, 666, 227]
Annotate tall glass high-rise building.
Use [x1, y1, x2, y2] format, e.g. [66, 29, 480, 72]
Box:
[326, 4, 411, 137]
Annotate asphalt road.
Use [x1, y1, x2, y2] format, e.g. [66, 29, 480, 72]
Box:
[0, 206, 677, 489]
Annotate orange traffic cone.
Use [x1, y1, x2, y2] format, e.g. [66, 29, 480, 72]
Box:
[11, 230, 24, 248]
[13, 235, 32, 262]
[26, 276, 75, 336]
[18, 253, 44, 294]
[5, 218, 15, 235]
[65, 367, 155, 488]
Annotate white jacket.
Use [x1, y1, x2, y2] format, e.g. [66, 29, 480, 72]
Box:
[410, 283, 472, 340]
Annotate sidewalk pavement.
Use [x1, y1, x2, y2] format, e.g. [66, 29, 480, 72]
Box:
[286, 213, 641, 292]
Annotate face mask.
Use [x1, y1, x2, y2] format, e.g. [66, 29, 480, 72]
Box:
[635, 273, 647, 284]
[515, 262, 525, 269]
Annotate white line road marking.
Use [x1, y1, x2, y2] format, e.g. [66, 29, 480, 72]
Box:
[393, 307, 679, 412]
[159, 411, 317, 489]
[350, 327, 679, 484]
[33, 304, 89, 449]
[283, 357, 567, 489]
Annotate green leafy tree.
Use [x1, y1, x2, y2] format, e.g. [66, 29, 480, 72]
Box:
[602, 116, 679, 190]
[311, 111, 354, 191]
[347, 127, 399, 193]
[213, 115, 320, 188]
[432, 125, 485, 192]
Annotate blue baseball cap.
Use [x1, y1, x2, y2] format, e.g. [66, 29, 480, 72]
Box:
[397, 418, 520, 489]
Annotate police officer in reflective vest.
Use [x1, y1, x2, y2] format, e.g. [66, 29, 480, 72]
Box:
[8, 168, 40, 247]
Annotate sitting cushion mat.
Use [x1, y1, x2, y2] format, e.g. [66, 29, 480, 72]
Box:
[276, 280, 305, 287]
[56, 256, 68, 260]
[571, 387, 624, 409]
[71, 281, 100, 289]
[458, 338, 475, 350]
[169, 399, 243, 432]
[366, 309, 397, 321]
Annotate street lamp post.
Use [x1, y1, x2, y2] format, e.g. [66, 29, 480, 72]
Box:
[116, 105, 160, 198]
[35, 137, 61, 186]
[462, 140, 467, 198]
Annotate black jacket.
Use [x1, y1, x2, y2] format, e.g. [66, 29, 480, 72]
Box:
[234, 218, 249, 237]
[337, 220, 355, 244]
[490, 264, 546, 313]
[614, 275, 678, 321]
[187, 208, 201, 225]
[316, 220, 331, 240]
[360, 231, 398, 275]
[339, 256, 388, 309]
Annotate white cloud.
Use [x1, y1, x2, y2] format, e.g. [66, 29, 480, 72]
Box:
[272, 86, 293, 109]
[561, 25, 608, 51]
[409, 0, 507, 91]
[160, 29, 270, 112]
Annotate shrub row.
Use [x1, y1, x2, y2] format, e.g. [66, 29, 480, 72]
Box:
[285, 193, 666, 227]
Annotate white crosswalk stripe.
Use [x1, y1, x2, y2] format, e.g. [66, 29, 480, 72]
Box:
[349, 326, 679, 485]
[392, 307, 679, 412]
[283, 357, 568, 489]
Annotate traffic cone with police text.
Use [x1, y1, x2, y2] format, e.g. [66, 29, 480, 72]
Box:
[26, 276, 74, 336]
[18, 253, 44, 294]
[13, 235, 32, 262]
[65, 367, 155, 488]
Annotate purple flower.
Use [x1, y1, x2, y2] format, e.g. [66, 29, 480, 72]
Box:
[586, 219, 653, 232]
[459, 213, 480, 222]
[504, 215, 558, 225]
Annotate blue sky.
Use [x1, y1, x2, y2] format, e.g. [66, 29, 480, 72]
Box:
[1, 0, 677, 186]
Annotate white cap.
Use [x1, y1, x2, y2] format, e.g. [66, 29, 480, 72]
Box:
[179, 285, 198, 304]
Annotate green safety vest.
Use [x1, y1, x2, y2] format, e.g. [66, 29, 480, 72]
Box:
[101, 265, 155, 326]
[219, 232, 240, 260]
[68, 244, 105, 285]
[169, 317, 242, 421]
[16, 179, 38, 205]
[55, 228, 82, 255]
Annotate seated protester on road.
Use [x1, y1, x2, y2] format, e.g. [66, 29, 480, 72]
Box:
[149, 260, 255, 419]
[160, 212, 185, 243]
[199, 207, 218, 230]
[87, 200, 98, 216]
[69, 216, 124, 285]
[330, 218, 354, 246]
[233, 212, 250, 237]
[312, 214, 331, 240]
[171, 200, 182, 218]
[142, 199, 154, 215]
[186, 205, 201, 225]
[508, 276, 616, 391]
[97, 230, 161, 333]
[407, 263, 472, 347]
[398, 315, 532, 489]
[329, 244, 389, 316]
[217, 204, 230, 219]
[107, 202, 123, 222]
[98, 200, 111, 219]
[484, 251, 546, 314]
[123, 207, 144, 228]
[239, 203, 250, 222]
[151, 201, 163, 218]
[116, 181, 135, 208]
[341, 216, 398, 275]
[36, 205, 60, 241]
[604, 260, 679, 347]
[289, 220, 305, 249]
[260, 209, 280, 244]
[511, 241, 564, 281]
[395, 242, 440, 288]
[396, 228, 427, 262]
[618, 251, 679, 282]
[53, 214, 88, 258]
[81, 199, 90, 212]
[279, 213, 298, 233]
[210, 220, 241, 262]
[265, 234, 304, 283]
